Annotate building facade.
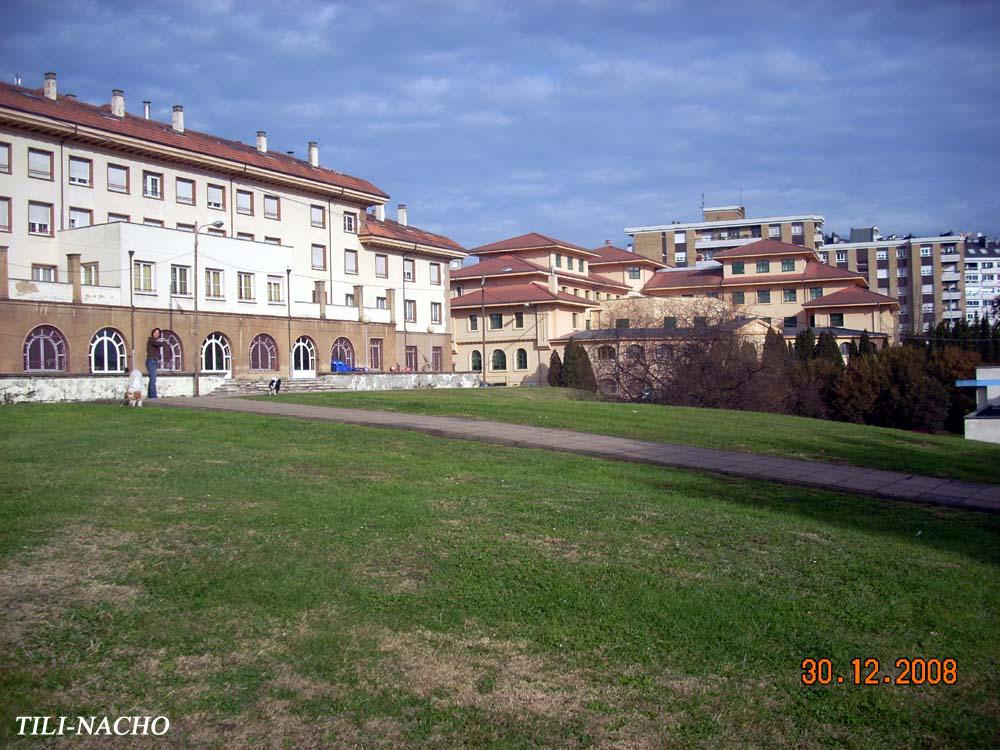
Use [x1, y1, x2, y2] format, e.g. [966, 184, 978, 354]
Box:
[963, 236, 1000, 323]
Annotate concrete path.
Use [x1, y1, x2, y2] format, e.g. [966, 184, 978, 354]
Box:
[151, 396, 1000, 514]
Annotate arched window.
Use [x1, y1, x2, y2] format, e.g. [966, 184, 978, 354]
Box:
[597, 345, 616, 361]
[24, 325, 68, 372]
[654, 343, 675, 360]
[202, 332, 232, 374]
[90, 327, 127, 373]
[249, 333, 278, 371]
[331, 337, 355, 369]
[159, 330, 183, 372]
[491, 349, 507, 371]
[840, 342, 851, 357]
[515, 348, 528, 370]
[471, 350, 482, 372]
[626, 344, 645, 361]
[292, 336, 317, 376]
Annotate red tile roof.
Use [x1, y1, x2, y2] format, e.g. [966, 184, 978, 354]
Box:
[451, 254, 547, 279]
[0, 81, 388, 199]
[711, 239, 817, 259]
[589, 244, 666, 267]
[719, 261, 866, 287]
[471, 232, 600, 257]
[359, 215, 466, 255]
[450, 281, 594, 308]
[802, 287, 900, 308]
[642, 267, 724, 291]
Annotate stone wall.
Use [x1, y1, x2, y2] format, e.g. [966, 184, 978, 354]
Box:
[0, 375, 227, 404]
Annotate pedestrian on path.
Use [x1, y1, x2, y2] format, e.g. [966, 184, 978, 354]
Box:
[146, 328, 166, 399]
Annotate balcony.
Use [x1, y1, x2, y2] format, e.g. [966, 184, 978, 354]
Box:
[7, 278, 73, 303]
[942, 290, 962, 301]
[941, 272, 962, 282]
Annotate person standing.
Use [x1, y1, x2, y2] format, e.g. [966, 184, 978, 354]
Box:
[146, 328, 166, 399]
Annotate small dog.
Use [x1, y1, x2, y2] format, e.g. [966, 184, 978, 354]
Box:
[268, 378, 282, 395]
[125, 369, 144, 407]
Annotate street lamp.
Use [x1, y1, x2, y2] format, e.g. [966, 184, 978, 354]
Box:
[192, 220, 225, 396]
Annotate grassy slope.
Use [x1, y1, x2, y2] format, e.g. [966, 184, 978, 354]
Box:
[1, 404, 998, 748]
[276, 388, 1000, 484]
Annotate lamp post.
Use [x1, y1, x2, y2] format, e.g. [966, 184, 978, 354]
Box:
[128, 249, 135, 368]
[286, 266, 292, 378]
[480, 271, 487, 385]
[192, 220, 224, 396]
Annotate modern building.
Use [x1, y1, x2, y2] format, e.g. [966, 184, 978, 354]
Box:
[0, 73, 465, 388]
[963, 235, 1000, 323]
[626, 205, 825, 267]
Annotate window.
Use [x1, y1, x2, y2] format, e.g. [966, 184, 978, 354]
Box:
[264, 236, 281, 245]
[311, 244, 326, 270]
[597, 345, 616, 361]
[783, 289, 796, 303]
[108, 212, 129, 223]
[431, 302, 442, 324]
[376, 296, 387, 309]
[768, 224, 781, 238]
[615, 318, 630, 329]
[626, 344, 645, 361]
[68, 207, 92, 228]
[577, 258, 584, 272]
[430, 263, 441, 285]
[292, 337, 317, 373]
[0, 142, 9, 173]
[331, 337, 355, 369]
[176, 178, 195, 205]
[177, 222, 195, 232]
[663, 316, 677, 329]
[876, 250, 888, 261]
[236, 190, 253, 215]
[238, 272, 255, 301]
[405, 346, 418, 371]
[783, 316, 798, 328]
[514, 312, 524, 329]
[757, 290, 771, 304]
[267, 275, 283, 303]
[343, 212, 357, 233]
[732, 261, 745, 274]
[205, 183, 225, 210]
[28, 201, 53, 236]
[471, 350, 482, 372]
[491, 349, 507, 371]
[554, 253, 562, 268]
[674, 231, 686, 244]
[345, 249, 358, 274]
[818, 252, 829, 263]
[405, 299, 417, 323]
[809, 287, 823, 300]
[756, 260, 770, 273]
[205, 269, 224, 298]
[369, 338, 383, 370]
[897, 248, 908, 259]
[375, 254, 388, 278]
[515, 348, 528, 370]
[920, 245, 932, 257]
[311, 204, 325, 228]
[830, 313, 844, 327]
[28, 148, 53, 179]
[623, 265, 640, 280]
[237, 232, 254, 241]
[68, 156, 92, 186]
[344, 293, 356, 307]
[404, 259, 415, 281]
[489, 313, 503, 330]
[32, 264, 56, 282]
[90, 327, 127, 373]
[249, 334, 278, 371]
[897, 267, 907, 277]
[921, 266, 933, 276]
[0, 196, 9, 232]
[143, 171, 163, 198]
[432, 346, 443, 372]
[836, 251, 847, 263]
[82, 262, 98, 286]
[107, 164, 129, 193]
[144, 218, 164, 227]
[263, 195, 280, 220]
[781, 259, 795, 272]
[469, 314, 479, 332]
[201, 332, 231, 373]
[791, 222, 803, 236]
[730, 291, 745, 305]
[572, 312, 579, 328]
[171, 265, 191, 296]
[133, 260, 155, 292]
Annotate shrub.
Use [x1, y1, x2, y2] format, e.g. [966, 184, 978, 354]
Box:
[547, 350, 565, 387]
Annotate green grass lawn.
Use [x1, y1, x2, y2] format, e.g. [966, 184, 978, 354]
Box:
[275, 387, 1000, 484]
[1, 404, 998, 748]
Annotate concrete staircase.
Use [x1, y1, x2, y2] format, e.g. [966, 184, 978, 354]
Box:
[209, 377, 351, 397]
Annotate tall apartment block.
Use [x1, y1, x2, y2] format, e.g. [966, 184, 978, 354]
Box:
[964, 234, 1000, 323]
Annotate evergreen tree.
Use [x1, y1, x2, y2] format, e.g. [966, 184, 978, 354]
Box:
[848, 340, 860, 360]
[547, 350, 565, 387]
[794, 327, 817, 361]
[858, 330, 877, 358]
[562, 340, 598, 392]
[815, 331, 845, 368]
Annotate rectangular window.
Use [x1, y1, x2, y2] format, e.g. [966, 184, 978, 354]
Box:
[921, 266, 933, 276]
[732, 291, 745, 305]
[28, 148, 53, 180]
[107, 164, 129, 193]
[783, 315, 798, 328]
[768, 224, 781, 238]
[432, 346, 443, 371]
[28, 201, 53, 236]
[263, 194, 280, 220]
[133, 260, 155, 292]
[897, 248, 908, 258]
[236, 232, 254, 241]
[345, 249, 358, 275]
[830, 313, 844, 327]
[809, 287, 823, 300]
[68, 207, 92, 228]
[375, 254, 388, 278]
[578, 258, 585, 272]
[554, 253, 562, 268]
[430, 262, 441, 285]
[731, 261, 745, 274]
[783, 288, 796, 303]
[376, 296, 387, 309]
[663, 316, 677, 329]
[236, 189, 253, 215]
[343, 212, 357, 233]
[205, 269, 223, 299]
[920, 245, 932, 256]
[876, 250, 888, 260]
[781, 259, 795, 272]
[311, 204, 325, 228]
[675, 252, 688, 264]
[791, 222, 803, 236]
[369, 338, 383, 370]
[0, 142, 9, 173]
[0, 196, 10, 232]
[143, 218, 164, 227]
[572, 312, 579, 328]
[345, 293, 356, 306]
[32, 264, 56, 282]
[143, 170, 163, 199]
[836, 251, 847, 263]
[311, 244, 326, 270]
[206, 183, 225, 210]
[238, 272, 254, 301]
[469, 314, 479, 331]
[264, 236, 280, 245]
[431, 302, 442, 324]
[627, 266, 641, 279]
[404, 259, 415, 281]
[267, 275, 283, 303]
[514, 312, 524, 328]
[405, 299, 417, 323]
[489, 313, 503, 329]
[176, 178, 195, 205]
[405, 345, 418, 371]
[756, 260, 770, 273]
[68, 156, 92, 186]
[171, 265, 190, 296]
[177, 222, 195, 232]
[757, 290, 771, 304]
[82, 262, 99, 286]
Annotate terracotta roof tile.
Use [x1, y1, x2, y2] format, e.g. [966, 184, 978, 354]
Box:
[471, 232, 600, 257]
[450, 281, 594, 308]
[451, 254, 547, 279]
[642, 267, 724, 291]
[359, 215, 466, 254]
[719, 261, 866, 287]
[589, 244, 666, 267]
[711, 239, 816, 259]
[802, 287, 900, 308]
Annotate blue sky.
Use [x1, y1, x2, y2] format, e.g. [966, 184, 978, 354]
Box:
[3, 0, 999, 249]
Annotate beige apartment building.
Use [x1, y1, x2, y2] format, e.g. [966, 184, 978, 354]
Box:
[0, 73, 465, 385]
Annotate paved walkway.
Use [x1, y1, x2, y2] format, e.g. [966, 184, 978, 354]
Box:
[151, 396, 1000, 513]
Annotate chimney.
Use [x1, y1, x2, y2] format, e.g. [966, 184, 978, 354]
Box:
[397, 204, 408, 226]
[43, 72, 57, 100]
[374, 204, 386, 222]
[111, 89, 125, 117]
[256, 130, 267, 153]
[308, 141, 319, 167]
[605, 239, 611, 245]
[171, 105, 184, 133]
[548, 270, 558, 295]
[143, 100, 151, 119]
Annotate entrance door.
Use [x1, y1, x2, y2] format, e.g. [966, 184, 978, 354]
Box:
[291, 336, 316, 378]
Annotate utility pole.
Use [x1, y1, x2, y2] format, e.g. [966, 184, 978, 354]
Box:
[480, 271, 487, 385]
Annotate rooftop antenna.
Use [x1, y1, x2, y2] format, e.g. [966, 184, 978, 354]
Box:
[739, 186, 743, 207]
[14, 72, 22, 86]
[700, 192, 704, 213]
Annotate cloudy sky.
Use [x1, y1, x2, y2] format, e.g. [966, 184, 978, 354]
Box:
[3, 0, 999, 249]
